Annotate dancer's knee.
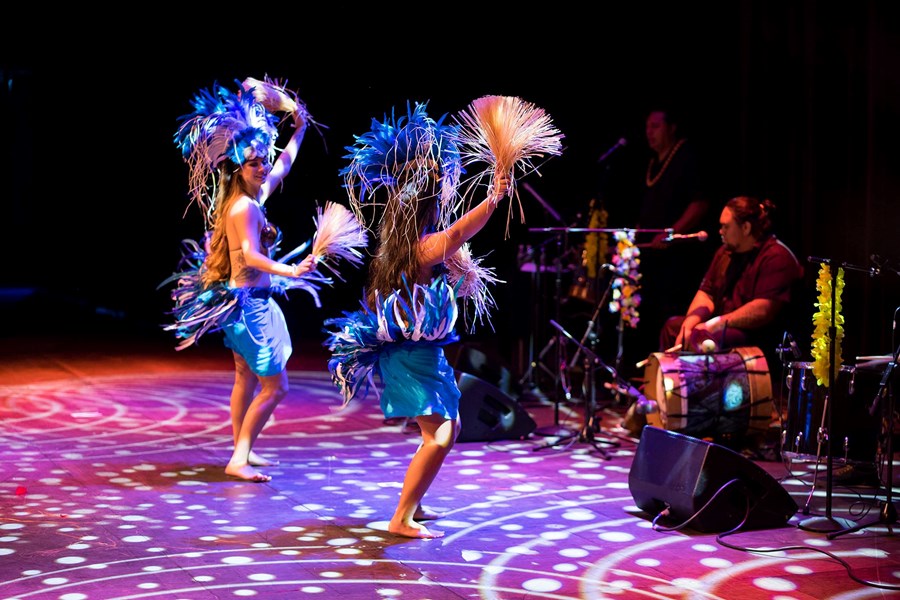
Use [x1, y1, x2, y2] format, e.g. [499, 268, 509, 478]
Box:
[260, 372, 289, 402]
[424, 436, 454, 455]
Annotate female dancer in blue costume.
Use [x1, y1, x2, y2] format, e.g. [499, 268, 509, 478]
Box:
[324, 102, 511, 538]
[168, 79, 323, 482]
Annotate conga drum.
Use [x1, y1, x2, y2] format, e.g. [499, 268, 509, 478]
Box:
[643, 347, 773, 439]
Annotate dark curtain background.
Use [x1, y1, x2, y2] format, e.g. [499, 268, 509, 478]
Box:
[2, 2, 897, 372]
[734, 1, 900, 358]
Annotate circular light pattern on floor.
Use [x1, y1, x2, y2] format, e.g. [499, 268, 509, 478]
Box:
[0, 370, 895, 598]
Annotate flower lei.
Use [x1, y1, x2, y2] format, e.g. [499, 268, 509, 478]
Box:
[810, 264, 844, 387]
[608, 229, 641, 328]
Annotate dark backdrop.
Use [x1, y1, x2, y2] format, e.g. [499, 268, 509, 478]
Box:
[3, 3, 898, 378]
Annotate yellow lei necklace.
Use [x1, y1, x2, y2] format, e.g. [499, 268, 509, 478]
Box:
[645, 138, 686, 187]
[810, 264, 845, 387]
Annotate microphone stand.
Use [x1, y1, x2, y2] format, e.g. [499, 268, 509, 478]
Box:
[800, 258, 859, 533]
[568, 269, 618, 370]
[532, 319, 622, 458]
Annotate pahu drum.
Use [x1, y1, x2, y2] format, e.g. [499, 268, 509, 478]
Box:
[780, 362, 876, 464]
[643, 347, 773, 440]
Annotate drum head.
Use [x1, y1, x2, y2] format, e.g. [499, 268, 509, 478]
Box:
[643, 347, 772, 440]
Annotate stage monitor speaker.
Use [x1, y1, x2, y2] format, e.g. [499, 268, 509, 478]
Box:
[457, 373, 536, 442]
[453, 345, 512, 395]
[628, 426, 798, 533]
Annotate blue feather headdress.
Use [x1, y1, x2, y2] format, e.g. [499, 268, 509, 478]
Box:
[174, 79, 281, 228]
[340, 101, 463, 232]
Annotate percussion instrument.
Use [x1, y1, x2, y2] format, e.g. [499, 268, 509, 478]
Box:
[643, 347, 773, 439]
[780, 361, 878, 463]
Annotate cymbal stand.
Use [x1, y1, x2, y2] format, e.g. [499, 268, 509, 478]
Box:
[528, 233, 576, 437]
[828, 304, 900, 539]
[532, 319, 622, 458]
[518, 241, 551, 398]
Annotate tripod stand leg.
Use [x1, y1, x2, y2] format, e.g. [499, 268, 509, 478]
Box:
[531, 333, 577, 439]
[827, 501, 898, 539]
[518, 336, 557, 388]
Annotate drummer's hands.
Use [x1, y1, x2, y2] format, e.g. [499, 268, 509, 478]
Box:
[674, 327, 691, 350]
[688, 316, 724, 352]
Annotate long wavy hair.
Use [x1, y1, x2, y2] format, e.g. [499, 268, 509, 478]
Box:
[365, 171, 441, 309]
[200, 159, 256, 288]
[340, 102, 458, 311]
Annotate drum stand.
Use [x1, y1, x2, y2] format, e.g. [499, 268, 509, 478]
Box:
[532, 319, 622, 458]
[519, 233, 576, 438]
[828, 305, 900, 539]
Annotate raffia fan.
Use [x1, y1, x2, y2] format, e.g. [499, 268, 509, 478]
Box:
[311, 202, 369, 276]
[242, 77, 298, 114]
[453, 95, 564, 237]
[454, 95, 564, 178]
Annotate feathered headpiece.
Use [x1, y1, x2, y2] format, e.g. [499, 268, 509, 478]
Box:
[340, 100, 463, 231]
[174, 77, 300, 228]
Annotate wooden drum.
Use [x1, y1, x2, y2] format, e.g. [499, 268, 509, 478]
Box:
[643, 346, 773, 439]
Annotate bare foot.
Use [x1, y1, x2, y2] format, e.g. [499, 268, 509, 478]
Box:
[413, 506, 445, 521]
[248, 451, 279, 467]
[389, 519, 444, 539]
[225, 463, 271, 483]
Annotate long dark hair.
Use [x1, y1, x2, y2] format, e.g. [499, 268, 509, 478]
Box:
[201, 159, 256, 288]
[365, 175, 441, 309]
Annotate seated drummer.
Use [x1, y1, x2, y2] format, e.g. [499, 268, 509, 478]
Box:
[622, 196, 805, 441]
[659, 195, 804, 357]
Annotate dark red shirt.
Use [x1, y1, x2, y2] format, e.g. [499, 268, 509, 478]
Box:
[700, 235, 804, 315]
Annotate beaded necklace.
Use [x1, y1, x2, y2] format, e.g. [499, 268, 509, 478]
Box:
[645, 138, 686, 187]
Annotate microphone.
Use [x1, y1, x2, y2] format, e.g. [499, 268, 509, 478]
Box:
[870, 254, 900, 277]
[869, 253, 892, 277]
[601, 263, 640, 285]
[605, 381, 658, 415]
[785, 331, 802, 360]
[597, 138, 627, 163]
[664, 231, 708, 243]
[870, 357, 897, 416]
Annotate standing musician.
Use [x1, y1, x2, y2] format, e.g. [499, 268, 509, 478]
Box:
[623, 105, 718, 376]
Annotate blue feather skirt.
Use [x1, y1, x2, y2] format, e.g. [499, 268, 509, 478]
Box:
[159, 238, 331, 353]
[323, 276, 463, 418]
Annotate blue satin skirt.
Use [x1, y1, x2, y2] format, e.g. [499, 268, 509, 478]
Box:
[377, 343, 460, 420]
[222, 296, 292, 377]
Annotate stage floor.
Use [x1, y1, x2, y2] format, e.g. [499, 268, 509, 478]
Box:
[2, 333, 899, 599]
